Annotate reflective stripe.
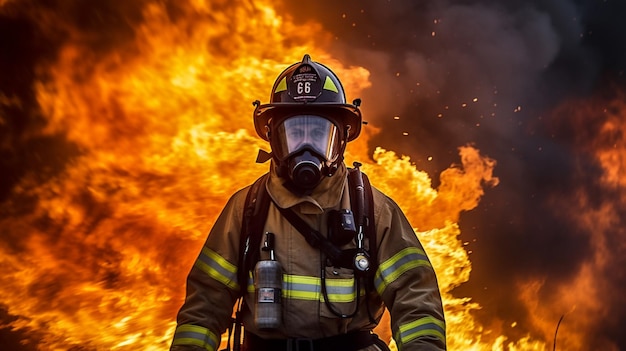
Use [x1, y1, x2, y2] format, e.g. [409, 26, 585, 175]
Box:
[171, 324, 219, 351]
[246, 274, 358, 303]
[374, 247, 432, 295]
[284, 274, 319, 300]
[321, 276, 357, 303]
[195, 247, 239, 290]
[283, 274, 358, 303]
[395, 316, 446, 346]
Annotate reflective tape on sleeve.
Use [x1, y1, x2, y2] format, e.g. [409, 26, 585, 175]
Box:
[194, 247, 239, 290]
[395, 316, 446, 346]
[171, 324, 219, 351]
[374, 247, 432, 295]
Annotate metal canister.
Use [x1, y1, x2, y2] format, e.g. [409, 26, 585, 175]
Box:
[253, 233, 283, 329]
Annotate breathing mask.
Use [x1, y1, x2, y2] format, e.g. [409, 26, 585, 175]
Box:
[270, 115, 343, 191]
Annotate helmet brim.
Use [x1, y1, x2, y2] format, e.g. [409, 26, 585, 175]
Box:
[254, 103, 362, 142]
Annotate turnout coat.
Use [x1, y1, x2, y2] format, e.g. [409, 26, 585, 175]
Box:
[170, 164, 446, 351]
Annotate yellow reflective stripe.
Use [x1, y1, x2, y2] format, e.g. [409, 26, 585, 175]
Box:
[280, 274, 357, 303]
[395, 316, 446, 346]
[322, 278, 357, 303]
[283, 274, 319, 301]
[245, 272, 361, 302]
[375, 247, 432, 295]
[195, 247, 239, 290]
[285, 274, 319, 285]
[172, 324, 219, 351]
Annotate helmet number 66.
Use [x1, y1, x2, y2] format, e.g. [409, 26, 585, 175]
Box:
[297, 82, 311, 94]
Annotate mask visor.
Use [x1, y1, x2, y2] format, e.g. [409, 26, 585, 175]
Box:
[273, 115, 341, 162]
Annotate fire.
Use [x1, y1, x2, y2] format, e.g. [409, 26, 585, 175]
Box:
[0, 1, 561, 350]
[509, 93, 626, 351]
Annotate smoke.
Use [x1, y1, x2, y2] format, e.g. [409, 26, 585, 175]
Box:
[2, 0, 626, 349]
[278, 0, 626, 348]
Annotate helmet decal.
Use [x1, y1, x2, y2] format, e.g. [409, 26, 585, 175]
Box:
[323, 76, 339, 93]
[274, 77, 287, 94]
[288, 63, 322, 102]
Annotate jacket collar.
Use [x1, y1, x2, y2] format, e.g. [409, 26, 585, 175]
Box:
[266, 162, 347, 214]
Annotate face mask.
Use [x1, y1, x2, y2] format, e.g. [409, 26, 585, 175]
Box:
[271, 115, 343, 191]
[287, 150, 324, 190]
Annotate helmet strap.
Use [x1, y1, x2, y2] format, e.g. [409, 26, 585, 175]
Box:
[256, 149, 273, 163]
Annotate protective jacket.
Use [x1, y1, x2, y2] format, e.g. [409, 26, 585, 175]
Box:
[170, 163, 446, 351]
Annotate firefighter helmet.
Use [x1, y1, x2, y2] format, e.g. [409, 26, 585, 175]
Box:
[253, 54, 362, 143]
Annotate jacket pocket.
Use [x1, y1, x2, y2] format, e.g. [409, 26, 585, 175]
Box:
[319, 266, 359, 318]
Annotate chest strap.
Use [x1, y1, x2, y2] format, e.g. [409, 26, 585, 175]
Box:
[274, 203, 343, 263]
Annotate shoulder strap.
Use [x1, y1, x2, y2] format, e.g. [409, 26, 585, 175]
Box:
[237, 173, 271, 296]
[348, 165, 379, 324]
[347, 165, 378, 276]
[361, 172, 378, 275]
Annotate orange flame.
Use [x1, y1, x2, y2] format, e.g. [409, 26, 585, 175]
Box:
[0, 1, 566, 350]
[510, 93, 626, 351]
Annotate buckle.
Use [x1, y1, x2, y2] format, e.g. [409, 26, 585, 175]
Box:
[286, 338, 314, 351]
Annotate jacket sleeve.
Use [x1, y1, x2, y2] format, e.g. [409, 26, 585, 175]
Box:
[170, 189, 248, 351]
[374, 194, 446, 351]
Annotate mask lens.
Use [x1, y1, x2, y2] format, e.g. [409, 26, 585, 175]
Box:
[273, 115, 340, 161]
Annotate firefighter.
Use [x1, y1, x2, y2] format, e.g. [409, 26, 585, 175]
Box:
[170, 55, 446, 351]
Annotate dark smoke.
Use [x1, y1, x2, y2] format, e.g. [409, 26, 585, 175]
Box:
[2, 0, 626, 349]
[278, 0, 626, 348]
